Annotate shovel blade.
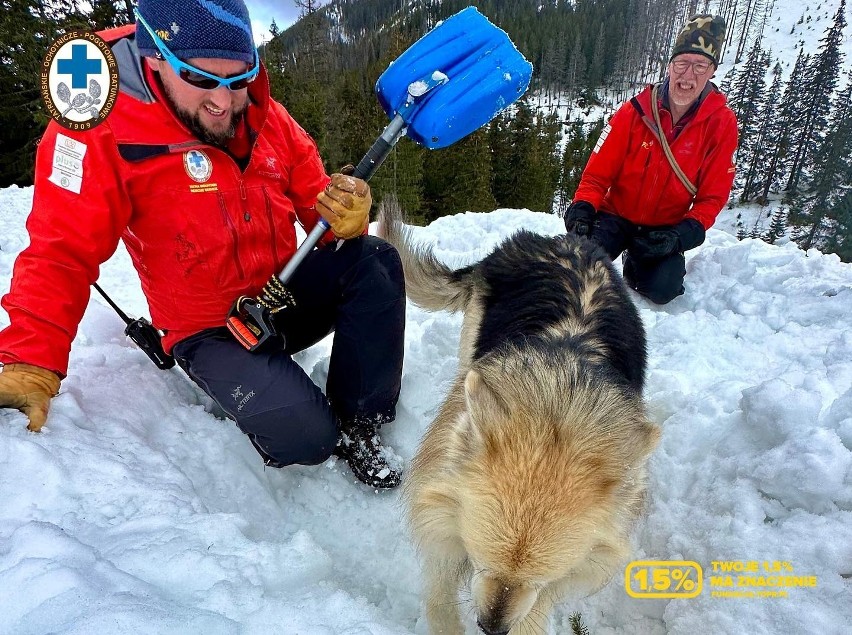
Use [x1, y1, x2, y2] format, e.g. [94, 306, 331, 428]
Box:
[376, 7, 532, 149]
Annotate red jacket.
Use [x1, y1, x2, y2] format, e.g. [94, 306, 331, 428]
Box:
[574, 83, 738, 230]
[0, 29, 332, 376]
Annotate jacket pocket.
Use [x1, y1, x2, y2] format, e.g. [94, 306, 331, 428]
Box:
[217, 192, 246, 281]
[262, 188, 280, 266]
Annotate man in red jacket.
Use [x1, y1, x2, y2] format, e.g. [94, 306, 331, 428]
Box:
[564, 15, 738, 304]
[0, 0, 405, 489]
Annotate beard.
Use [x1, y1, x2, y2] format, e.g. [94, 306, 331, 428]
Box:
[162, 82, 248, 148]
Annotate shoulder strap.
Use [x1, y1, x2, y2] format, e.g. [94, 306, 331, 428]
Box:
[633, 85, 698, 197]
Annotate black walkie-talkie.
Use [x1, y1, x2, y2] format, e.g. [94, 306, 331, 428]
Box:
[93, 283, 175, 370]
[124, 316, 175, 369]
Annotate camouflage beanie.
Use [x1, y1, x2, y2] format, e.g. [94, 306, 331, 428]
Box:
[670, 15, 726, 66]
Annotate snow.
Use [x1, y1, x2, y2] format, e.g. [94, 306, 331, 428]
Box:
[1, 185, 851, 634]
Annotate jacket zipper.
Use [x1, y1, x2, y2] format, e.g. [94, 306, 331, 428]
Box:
[262, 188, 280, 265]
[217, 192, 245, 281]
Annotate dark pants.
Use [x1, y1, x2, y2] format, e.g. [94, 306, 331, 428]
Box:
[173, 236, 406, 467]
[591, 212, 686, 305]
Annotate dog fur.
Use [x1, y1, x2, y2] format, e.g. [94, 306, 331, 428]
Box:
[378, 200, 660, 635]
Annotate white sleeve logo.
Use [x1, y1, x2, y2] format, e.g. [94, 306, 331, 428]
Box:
[48, 133, 87, 194]
[592, 123, 612, 154]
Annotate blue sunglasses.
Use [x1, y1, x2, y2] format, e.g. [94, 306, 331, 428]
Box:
[134, 9, 259, 91]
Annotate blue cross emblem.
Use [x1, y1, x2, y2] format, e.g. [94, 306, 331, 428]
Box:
[57, 44, 102, 89]
[188, 152, 205, 170]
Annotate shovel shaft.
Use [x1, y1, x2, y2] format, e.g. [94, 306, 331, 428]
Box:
[353, 115, 408, 181]
[277, 115, 408, 285]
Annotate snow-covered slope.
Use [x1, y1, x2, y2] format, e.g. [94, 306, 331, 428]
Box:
[2, 185, 851, 634]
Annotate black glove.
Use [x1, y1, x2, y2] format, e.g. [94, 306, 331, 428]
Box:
[674, 218, 706, 251]
[563, 201, 596, 237]
[631, 218, 706, 260]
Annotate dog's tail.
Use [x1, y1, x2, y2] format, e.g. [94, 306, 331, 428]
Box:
[376, 197, 473, 313]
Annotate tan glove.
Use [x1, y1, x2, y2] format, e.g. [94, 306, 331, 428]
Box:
[315, 173, 371, 240]
[0, 363, 61, 432]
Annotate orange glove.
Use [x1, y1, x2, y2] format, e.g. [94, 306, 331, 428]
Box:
[0, 363, 61, 432]
[315, 173, 371, 240]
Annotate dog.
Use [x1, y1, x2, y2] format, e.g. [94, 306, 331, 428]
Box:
[378, 200, 660, 635]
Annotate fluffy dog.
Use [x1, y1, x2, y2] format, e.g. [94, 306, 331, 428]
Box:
[378, 201, 660, 635]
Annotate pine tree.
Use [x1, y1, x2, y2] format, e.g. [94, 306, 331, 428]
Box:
[488, 112, 516, 209]
[0, 0, 91, 186]
[557, 118, 604, 214]
[372, 137, 425, 222]
[489, 100, 561, 212]
[763, 207, 788, 244]
[739, 61, 782, 202]
[566, 30, 587, 99]
[727, 40, 770, 196]
[758, 49, 809, 204]
[87, 0, 129, 29]
[585, 23, 607, 95]
[784, 0, 847, 195]
[790, 73, 852, 251]
[748, 222, 762, 240]
[821, 190, 852, 261]
[366, 30, 426, 218]
[557, 123, 588, 215]
[421, 128, 494, 222]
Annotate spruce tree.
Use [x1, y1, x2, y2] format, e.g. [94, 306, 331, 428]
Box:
[739, 61, 782, 202]
[371, 137, 425, 222]
[0, 0, 91, 186]
[727, 40, 770, 197]
[784, 0, 847, 195]
[759, 49, 809, 204]
[489, 100, 561, 212]
[558, 123, 589, 215]
[821, 191, 852, 261]
[790, 73, 852, 251]
[488, 112, 514, 209]
[421, 128, 494, 222]
[726, 39, 769, 125]
[763, 207, 788, 244]
[558, 118, 604, 214]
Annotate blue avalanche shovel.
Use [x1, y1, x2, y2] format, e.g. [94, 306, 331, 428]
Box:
[227, 7, 532, 351]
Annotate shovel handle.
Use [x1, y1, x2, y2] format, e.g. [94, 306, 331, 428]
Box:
[276, 115, 408, 284]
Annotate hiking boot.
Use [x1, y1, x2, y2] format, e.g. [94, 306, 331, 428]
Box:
[335, 422, 402, 489]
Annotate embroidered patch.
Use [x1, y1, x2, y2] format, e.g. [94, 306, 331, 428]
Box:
[189, 183, 219, 193]
[593, 123, 612, 154]
[40, 31, 119, 131]
[48, 133, 87, 194]
[183, 149, 213, 182]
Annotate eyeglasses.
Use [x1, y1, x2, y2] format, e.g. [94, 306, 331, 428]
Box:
[671, 59, 713, 76]
[134, 8, 259, 91]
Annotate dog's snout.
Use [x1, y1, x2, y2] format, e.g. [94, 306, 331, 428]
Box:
[476, 619, 509, 635]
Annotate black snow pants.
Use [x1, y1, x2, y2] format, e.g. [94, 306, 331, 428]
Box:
[172, 235, 406, 467]
[591, 212, 686, 305]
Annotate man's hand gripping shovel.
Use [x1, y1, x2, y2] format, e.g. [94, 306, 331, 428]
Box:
[226, 7, 532, 351]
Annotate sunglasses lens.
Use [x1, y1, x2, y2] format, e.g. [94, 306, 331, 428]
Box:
[228, 77, 252, 90]
[178, 68, 256, 90]
[179, 69, 222, 89]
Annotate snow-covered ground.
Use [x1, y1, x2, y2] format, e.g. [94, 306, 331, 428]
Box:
[1, 184, 850, 634]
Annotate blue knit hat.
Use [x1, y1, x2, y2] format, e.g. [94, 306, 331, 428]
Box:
[136, 0, 255, 64]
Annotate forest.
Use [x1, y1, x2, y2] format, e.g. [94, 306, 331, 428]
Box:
[1, 0, 850, 259]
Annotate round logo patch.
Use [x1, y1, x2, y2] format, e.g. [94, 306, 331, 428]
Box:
[41, 31, 119, 131]
[183, 150, 213, 182]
